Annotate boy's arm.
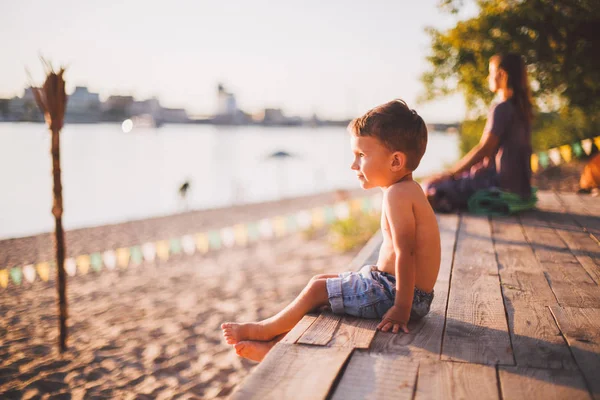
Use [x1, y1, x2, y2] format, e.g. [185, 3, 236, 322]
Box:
[376, 186, 416, 334]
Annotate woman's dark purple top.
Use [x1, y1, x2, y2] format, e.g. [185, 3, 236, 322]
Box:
[484, 100, 532, 198]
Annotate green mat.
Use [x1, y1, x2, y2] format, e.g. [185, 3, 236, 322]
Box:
[468, 187, 538, 216]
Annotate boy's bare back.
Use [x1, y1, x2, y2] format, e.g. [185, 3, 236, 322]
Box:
[377, 179, 441, 294]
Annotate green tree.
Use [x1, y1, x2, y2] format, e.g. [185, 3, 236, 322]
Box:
[421, 0, 600, 116]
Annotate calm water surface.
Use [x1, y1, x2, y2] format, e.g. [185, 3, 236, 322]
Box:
[0, 123, 459, 239]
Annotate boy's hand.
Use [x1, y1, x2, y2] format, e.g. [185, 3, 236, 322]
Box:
[377, 305, 409, 334]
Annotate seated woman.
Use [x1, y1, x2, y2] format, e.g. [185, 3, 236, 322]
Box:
[423, 53, 534, 212]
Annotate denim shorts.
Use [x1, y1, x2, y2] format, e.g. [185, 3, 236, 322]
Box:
[326, 265, 434, 320]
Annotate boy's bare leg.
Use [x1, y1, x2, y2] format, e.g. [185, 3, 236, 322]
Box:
[221, 274, 337, 344]
[234, 333, 287, 362]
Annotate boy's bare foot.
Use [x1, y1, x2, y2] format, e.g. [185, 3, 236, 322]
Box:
[221, 322, 272, 345]
[234, 340, 276, 362]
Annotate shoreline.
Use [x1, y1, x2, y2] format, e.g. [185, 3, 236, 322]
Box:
[1, 153, 587, 269]
[0, 188, 374, 267]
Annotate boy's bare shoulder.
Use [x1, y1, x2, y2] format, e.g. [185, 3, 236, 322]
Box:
[384, 180, 424, 205]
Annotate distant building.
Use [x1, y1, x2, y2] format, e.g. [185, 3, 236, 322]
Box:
[7, 88, 42, 122]
[102, 95, 134, 121]
[309, 113, 321, 127]
[258, 108, 302, 126]
[262, 108, 285, 125]
[0, 99, 9, 121]
[213, 83, 249, 124]
[130, 97, 165, 126]
[131, 97, 161, 117]
[216, 83, 237, 117]
[7, 97, 25, 121]
[1, 84, 200, 125]
[66, 86, 101, 123]
[162, 107, 189, 123]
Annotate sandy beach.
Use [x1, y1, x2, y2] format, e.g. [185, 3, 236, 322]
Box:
[0, 190, 367, 399]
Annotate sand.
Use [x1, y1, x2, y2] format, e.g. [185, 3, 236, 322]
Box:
[0, 190, 366, 399]
[532, 158, 586, 193]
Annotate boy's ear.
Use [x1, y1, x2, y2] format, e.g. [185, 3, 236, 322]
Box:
[390, 151, 406, 171]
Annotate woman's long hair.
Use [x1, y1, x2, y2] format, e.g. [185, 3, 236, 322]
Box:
[490, 53, 534, 127]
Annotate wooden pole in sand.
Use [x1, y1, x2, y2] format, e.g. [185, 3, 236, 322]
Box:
[31, 63, 69, 352]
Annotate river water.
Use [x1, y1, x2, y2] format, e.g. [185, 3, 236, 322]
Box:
[0, 123, 459, 239]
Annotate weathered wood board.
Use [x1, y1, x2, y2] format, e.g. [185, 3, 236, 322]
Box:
[551, 306, 600, 400]
[330, 352, 418, 400]
[499, 366, 590, 400]
[442, 214, 513, 365]
[230, 344, 352, 400]
[415, 360, 499, 399]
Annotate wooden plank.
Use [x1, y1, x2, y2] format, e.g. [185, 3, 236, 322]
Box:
[520, 208, 600, 308]
[537, 192, 600, 285]
[415, 360, 499, 399]
[520, 211, 579, 264]
[571, 255, 600, 287]
[330, 352, 418, 400]
[551, 306, 600, 400]
[550, 228, 600, 286]
[328, 316, 378, 348]
[297, 312, 341, 346]
[566, 191, 600, 211]
[280, 313, 319, 344]
[535, 190, 566, 213]
[543, 263, 600, 308]
[370, 214, 459, 359]
[556, 191, 600, 214]
[442, 214, 513, 365]
[501, 302, 576, 370]
[499, 366, 591, 400]
[576, 194, 600, 212]
[230, 344, 352, 400]
[555, 192, 600, 242]
[491, 216, 556, 305]
[491, 216, 577, 369]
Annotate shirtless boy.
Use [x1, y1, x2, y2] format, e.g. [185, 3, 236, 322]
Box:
[222, 99, 441, 362]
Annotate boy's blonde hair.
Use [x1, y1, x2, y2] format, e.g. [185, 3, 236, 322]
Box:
[348, 99, 428, 171]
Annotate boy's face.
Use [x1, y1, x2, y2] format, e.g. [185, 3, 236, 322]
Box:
[350, 135, 399, 189]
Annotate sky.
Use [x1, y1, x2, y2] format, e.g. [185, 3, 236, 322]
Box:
[1, 0, 477, 122]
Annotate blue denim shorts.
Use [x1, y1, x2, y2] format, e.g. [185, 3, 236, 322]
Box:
[326, 264, 434, 320]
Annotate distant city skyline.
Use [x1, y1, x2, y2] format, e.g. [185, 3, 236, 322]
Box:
[1, 1, 477, 123]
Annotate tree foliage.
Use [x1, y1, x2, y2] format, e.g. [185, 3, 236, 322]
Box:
[460, 109, 600, 154]
[421, 0, 600, 116]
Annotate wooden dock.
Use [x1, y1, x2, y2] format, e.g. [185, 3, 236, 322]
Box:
[231, 191, 600, 400]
